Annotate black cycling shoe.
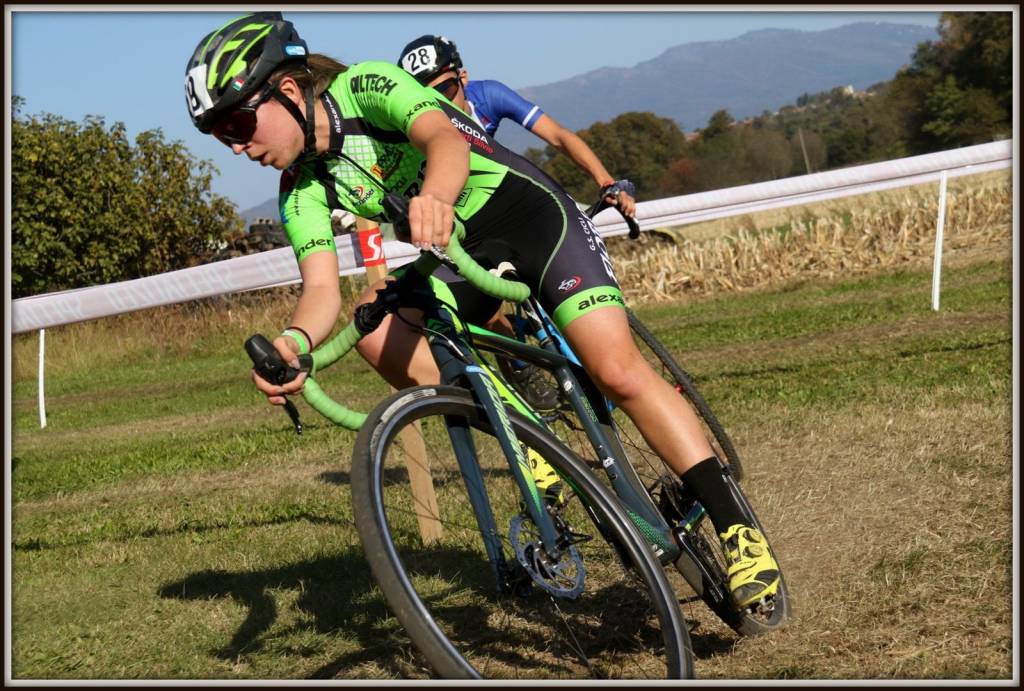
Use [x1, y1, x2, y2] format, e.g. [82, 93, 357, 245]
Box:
[498, 356, 561, 412]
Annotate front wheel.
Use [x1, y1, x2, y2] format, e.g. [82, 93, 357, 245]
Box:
[350, 385, 694, 679]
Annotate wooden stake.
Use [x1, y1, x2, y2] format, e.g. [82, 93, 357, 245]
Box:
[354, 217, 442, 544]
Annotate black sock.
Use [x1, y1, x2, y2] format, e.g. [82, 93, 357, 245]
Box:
[680, 457, 749, 535]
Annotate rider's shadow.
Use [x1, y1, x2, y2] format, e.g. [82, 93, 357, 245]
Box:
[157, 549, 414, 678]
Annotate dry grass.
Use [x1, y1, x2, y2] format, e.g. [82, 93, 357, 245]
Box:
[608, 171, 1012, 304]
[688, 391, 1013, 679]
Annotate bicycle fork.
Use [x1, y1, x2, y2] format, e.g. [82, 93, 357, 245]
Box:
[429, 333, 566, 596]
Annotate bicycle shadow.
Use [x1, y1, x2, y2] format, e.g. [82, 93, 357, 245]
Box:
[158, 539, 736, 679]
[157, 548, 422, 678]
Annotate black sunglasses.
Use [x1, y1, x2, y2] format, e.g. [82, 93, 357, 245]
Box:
[431, 75, 461, 100]
[212, 83, 277, 146]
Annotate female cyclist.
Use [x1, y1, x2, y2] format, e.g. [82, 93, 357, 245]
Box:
[184, 12, 779, 609]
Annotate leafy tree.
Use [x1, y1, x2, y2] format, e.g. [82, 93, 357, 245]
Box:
[527, 112, 689, 201]
[701, 109, 735, 141]
[894, 11, 1011, 151]
[11, 98, 242, 298]
[919, 74, 1007, 147]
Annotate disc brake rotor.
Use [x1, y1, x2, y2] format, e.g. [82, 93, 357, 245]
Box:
[509, 514, 585, 599]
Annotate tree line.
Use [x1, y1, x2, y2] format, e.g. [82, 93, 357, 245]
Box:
[10, 12, 1010, 298]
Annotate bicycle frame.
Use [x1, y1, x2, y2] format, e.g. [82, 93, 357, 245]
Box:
[467, 295, 736, 603]
[410, 273, 578, 594]
[413, 272, 683, 569]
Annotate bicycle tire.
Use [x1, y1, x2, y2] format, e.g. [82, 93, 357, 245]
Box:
[350, 385, 694, 679]
[625, 307, 745, 482]
[655, 457, 792, 637]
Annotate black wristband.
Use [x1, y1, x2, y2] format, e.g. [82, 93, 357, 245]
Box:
[287, 325, 314, 351]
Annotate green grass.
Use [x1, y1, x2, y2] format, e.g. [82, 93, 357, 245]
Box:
[9, 254, 1013, 680]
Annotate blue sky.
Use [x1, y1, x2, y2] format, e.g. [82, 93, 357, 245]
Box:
[9, 8, 941, 212]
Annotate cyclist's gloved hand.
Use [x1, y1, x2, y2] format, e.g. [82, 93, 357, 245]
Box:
[600, 179, 637, 219]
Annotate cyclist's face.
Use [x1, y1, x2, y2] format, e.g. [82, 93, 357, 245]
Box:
[427, 69, 467, 108]
[216, 78, 306, 170]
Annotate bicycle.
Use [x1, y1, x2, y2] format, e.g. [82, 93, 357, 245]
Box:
[247, 196, 693, 679]
[500, 199, 746, 483]
[245, 194, 787, 676]
[494, 273, 790, 638]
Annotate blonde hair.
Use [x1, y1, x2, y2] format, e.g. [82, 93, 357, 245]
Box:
[270, 54, 348, 97]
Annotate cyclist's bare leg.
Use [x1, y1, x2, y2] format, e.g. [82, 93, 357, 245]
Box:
[562, 305, 715, 475]
[354, 278, 441, 388]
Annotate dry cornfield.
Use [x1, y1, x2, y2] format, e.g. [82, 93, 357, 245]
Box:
[608, 172, 1012, 304]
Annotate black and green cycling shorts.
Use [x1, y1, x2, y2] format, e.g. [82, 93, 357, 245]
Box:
[440, 169, 624, 331]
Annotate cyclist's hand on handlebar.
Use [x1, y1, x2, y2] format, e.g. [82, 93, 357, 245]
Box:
[408, 192, 454, 249]
[251, 336, 307, 406]
[600, 179, 637, 219]
[608, 190, 636, 219]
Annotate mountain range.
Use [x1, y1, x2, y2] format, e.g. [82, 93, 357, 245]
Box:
[241, 21, 937, 223]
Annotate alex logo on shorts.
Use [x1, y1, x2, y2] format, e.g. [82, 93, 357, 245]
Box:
[576, 291, 625, 310]
[552, 286, 626, 328]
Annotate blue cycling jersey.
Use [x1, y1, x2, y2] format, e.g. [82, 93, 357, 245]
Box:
[464, 80, 545, 136]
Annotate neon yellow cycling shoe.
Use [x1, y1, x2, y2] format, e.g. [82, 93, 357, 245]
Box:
[526, 446, 564, 507]
[720, 524, 780, 608]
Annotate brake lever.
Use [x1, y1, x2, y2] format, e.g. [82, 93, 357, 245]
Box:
[244, 334, 312, 435]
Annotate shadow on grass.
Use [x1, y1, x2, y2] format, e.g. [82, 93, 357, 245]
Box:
[157, 541, 732, 679]
[317, 465, 515, 489]
[157, 546, 420, 678]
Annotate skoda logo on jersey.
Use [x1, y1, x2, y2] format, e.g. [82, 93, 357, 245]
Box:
[451, 118, 486, 142]
[450, 117, 493, 154]
[558, 275, 583, 292]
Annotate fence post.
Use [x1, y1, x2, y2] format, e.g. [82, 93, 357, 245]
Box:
[38, 329, 47, 428]
[931, 170, 949, 311]
[354, 217, 443, 545]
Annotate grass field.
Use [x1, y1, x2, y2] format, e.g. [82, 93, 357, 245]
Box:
[9, 177, 1015, 680]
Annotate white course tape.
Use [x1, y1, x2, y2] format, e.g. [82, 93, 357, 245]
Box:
[11, 140, 1011, 334]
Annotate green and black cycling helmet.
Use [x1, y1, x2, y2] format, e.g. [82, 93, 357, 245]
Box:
[185, 12, 317, 155]
[397, 34, 463, 85]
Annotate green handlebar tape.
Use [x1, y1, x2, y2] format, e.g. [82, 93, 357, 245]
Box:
[296, 228, 530, 431]
[311, 321, 362, 373]
[302, 377, 367, 430]
[446, 228, 531, 302]
[303, 322, 367, 430]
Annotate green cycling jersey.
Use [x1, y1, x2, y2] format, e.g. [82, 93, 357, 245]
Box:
[278, 60, 508, 262]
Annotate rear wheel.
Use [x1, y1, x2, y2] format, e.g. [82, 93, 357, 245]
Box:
[528, 310, 789, 637]
[651, 458, 791, 637]
[624, 308, 745, 482]
[350, 385, 695, 679]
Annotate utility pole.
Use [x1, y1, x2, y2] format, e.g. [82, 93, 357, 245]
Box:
[798, 127, 812, 174]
